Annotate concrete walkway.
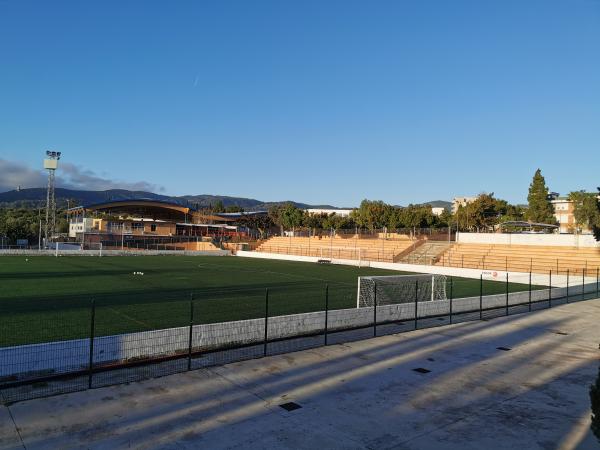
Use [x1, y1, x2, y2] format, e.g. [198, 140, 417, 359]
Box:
[1, 300, 599, 450]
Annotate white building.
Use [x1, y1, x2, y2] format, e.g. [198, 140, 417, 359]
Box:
[305, 208, 353, 217]
[451, 197, 477, 214]
[68, 217, 95, 238]
[551, 197, 574, 234]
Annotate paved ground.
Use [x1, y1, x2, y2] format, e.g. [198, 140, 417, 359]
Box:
[1, 300, 600, 450]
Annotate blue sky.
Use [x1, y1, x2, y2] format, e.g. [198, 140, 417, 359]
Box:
[0, 1, 598, 206]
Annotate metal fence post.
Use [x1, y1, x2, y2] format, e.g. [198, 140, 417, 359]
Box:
[264, 288, 269, 357]
[566, 269, 570, 303]
[597, 267, 599, 298]
[373, 281, 377, 337]
[414, 279, 419, 330]
[449, 277, 453, 324]
[528, 272, 532, 312]
[582, 268, 586, 301]
[188, 294, 194, 371]
[479, 274, 483, 320]
[549, 270, 552, 307]
[505, 273, 509, 316]
[88, 299, 96, 390]
[324, 284, 329, 345]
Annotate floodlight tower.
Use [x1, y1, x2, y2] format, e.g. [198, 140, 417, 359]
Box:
[43, 151, 61, 246]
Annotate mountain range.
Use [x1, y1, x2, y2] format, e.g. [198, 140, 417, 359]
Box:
[0, 188, 452, 211]
[0, 188, 337, 211]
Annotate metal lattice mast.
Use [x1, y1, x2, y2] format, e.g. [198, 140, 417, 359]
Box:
[44, 169, 51, 244]
[44, 151, 61, 246]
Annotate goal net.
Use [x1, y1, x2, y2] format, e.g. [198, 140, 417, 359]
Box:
[357, 274, 448, 308]
[49, 242, 104, 256]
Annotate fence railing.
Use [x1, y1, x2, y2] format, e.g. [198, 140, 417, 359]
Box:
[282, 228, 455, 240]
[0, 245, 44, 250]
[256, 245, 400, 263]
[436, 252, 600, 275]
[1, 272, 598, 404]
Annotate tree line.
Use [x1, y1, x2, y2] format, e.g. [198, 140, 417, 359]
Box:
[0, 208, 68, 245]
[264, 195, 516, 235]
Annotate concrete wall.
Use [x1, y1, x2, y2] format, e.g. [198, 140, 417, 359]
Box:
[4, 281, 594, 379]
[456, 232, 600, 248]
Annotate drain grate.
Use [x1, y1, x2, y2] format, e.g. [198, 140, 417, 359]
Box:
[413, 367, 431, 374]
[553, 331, 569, 336]
[279, 402, 302, 411]
[497, 346, 511, 351]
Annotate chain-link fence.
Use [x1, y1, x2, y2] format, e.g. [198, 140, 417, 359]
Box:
[1, 271, 598, 404]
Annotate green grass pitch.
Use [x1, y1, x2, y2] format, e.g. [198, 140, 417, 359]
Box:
[0, 255, 536, 346]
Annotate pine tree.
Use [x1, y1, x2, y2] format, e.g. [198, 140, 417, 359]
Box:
[526, 169, 555, 224]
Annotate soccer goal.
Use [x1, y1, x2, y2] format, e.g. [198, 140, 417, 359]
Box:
[357, 274, 448, 308]
[49, 242, 104, 256]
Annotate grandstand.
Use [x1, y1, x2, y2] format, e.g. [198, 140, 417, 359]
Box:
[435, 243, 600, 275]
[255, 235, 418, 262]
[254, 234, 600, 276]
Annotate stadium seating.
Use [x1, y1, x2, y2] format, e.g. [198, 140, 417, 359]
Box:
[435, 243, 600, 275]
[175, 241, 221, 251]
[255, 235, 416, 262]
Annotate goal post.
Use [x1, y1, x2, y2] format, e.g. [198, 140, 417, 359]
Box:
[357, 274, 448, 308]
[85, 241, 103, 256]
[82, 241, 103, 256]
[49, 242, 83, 257]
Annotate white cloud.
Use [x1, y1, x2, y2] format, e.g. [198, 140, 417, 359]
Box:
[0, 159, 164, 193]
[0, 159, 47, 191]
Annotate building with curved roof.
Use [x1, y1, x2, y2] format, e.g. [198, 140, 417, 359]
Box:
[67, 199, 242, 241]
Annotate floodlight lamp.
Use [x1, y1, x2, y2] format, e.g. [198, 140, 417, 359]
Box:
[45, 151, 61, 160]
